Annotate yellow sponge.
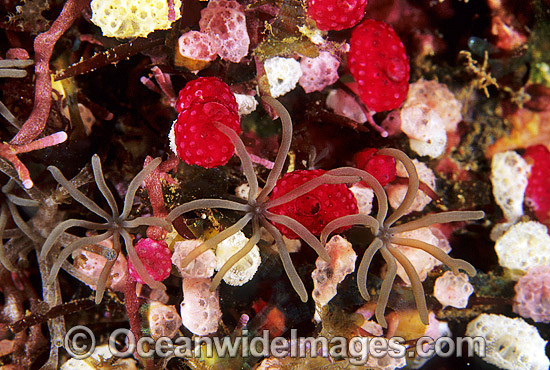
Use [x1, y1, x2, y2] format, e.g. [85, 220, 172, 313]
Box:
[90, 0, 182, 39]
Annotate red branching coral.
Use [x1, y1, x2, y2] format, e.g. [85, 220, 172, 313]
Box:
[142, 155, 179, 241]
[0, 131, 67, 189]
[10, 0, 89, 146]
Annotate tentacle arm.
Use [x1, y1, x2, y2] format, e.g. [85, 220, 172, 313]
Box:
[261, 218, 308, 302]
[321, 214, 379, 246]
[386, 244, 429, 325]
[357, 238, 384, 301]
[166, 199, 248, 222]
[265, 211, 329, 262]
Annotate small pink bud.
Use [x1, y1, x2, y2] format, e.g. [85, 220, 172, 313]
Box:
[128, 238, 172, 284]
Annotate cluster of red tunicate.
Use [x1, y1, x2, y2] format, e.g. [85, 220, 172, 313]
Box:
[306, 0, 368, 31]
[354, 148, 397, 187]
[171, 77, 240, 168]
[523, 145, 550, 226]
[348, 19, 410, 113]
[269, 169, 359, 238]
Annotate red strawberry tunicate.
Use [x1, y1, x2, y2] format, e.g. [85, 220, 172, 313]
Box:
[176, 76, 238, 114]
[354, 148, 396, 187]
[306, 0, 368, 31]
[523, 145, 550, 226]
[171, 77, 241, 168]
[172, 100, 240, 168]
[269, 169, 359, 238]
[128, 238, 172, 284]
[348, 19, 409, 112]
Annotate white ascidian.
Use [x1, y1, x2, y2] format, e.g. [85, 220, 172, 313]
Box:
[466, 313, 549, 370]
[215, 231, 261, 286]
[490, 150, 531, 222]
[401, 104, 447, 158]
[387, 159, 436, 214]
[264, 57, 302, 98]
[172, 239, 216, 279]
[433, 271, 474, 309]
[494, 220, 550, 279]
[234, 93, 258, 116]
[61, 345, 137, 369]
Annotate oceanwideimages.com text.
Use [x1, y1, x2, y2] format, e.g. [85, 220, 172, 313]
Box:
[65, 326, 486, 364]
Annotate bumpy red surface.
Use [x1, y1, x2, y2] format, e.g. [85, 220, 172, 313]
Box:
[307, 0, 368, 31]
[348, 19, 409, 112]
[176, 76, 238, 114]
[173, 100, 240, 168]
[354, 148, 397, 187]
[269, 169, 358, 238]
[523, 145, 550, 225]
[128, 238, 172, 284]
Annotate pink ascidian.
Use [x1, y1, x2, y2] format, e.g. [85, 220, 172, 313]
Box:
[513, 265, 550, 323]
[199, 0, 250, 63]
[299, 51, 341, 93]
[146, 301, 182, 340]
[73, 243, 128, 292]
[311, 235, 357, 321]
[326, 88, 368, 124]
[433, 271, 474, 309]
[176, 31, 220, 72]
[180, 278, 222, 335]
[128, 238, 172, 284]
